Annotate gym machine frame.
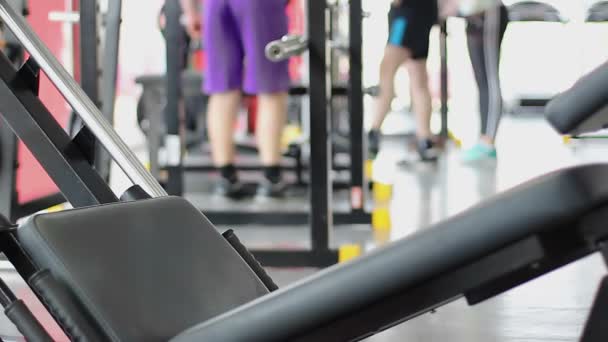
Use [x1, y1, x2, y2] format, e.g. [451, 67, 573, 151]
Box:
[0, 0, 122, 221]
[0, 2, 64, 222]
[0, 1, 606, 339]
[0, 0, 345, 267]
[161, 0, 371, 229]
[68, 0, 119, 182]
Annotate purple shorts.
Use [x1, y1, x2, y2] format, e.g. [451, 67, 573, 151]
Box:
[203, 0, 291, 95]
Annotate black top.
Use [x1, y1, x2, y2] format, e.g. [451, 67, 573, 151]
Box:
[394, 0, 439, 21]
[397, 0, 438, 10]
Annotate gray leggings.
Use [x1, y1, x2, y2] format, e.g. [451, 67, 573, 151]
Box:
[466, 4, 509, 139]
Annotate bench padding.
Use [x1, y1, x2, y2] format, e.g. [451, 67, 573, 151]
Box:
[18, 197, 268, 342]
[546, 62, 608, 135]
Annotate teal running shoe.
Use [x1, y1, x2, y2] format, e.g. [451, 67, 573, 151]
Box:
[461, 143, 497, 163]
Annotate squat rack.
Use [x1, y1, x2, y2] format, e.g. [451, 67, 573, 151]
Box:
[161, 0, 370, 227]
[0, 0, 350, 268]
[160, 0, 371, 266]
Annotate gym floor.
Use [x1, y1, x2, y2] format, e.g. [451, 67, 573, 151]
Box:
[264, 114, 608, 342]
[1, 111, 605, 341]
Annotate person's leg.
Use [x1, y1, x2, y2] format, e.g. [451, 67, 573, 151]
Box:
[206, 91, 242, 167]
[462, 6, 509, 163]
[369, 6, 412, 158]
[372, 6, 411, 131]
[466, 16, 490, 139]
[406, 59, 432, 140]
[234, 0, 291, 196]
[203, 0, 245, 195]
[372, 46, 410, 131]
[402, 4, 439, 161]
[256, 92, 288, 167]
[406, 57, 440, 162]
[483, 4, 509, 141]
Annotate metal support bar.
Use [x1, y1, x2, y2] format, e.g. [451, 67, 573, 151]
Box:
[308, 0, 332, 255]
[581, 275, 608, 342]
[0, 0, 166, 198]
[97, 0, 123, 182]
[0, 56, 118, 207]
[0, 230, 37, 285]
[12, 194, 65, 220]
[0, 230, 54, 342]
[79, 0, 100, 109]
[204, 210, 371, 226]
[440, 20, 449, 138]
[0, 274, 16, 307]
[67, 0, 100, 171]
[164, 0, 184, 195]
[253, 250, 338, 268]
[0, 120, 17, 220]
[348, 0, 365, 211]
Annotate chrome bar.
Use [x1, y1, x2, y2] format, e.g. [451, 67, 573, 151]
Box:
[0, 0, 167, 197]
[265, 35, 308, 62]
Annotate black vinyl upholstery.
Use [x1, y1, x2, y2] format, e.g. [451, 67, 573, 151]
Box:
[546, 62, 608, 135]
[17, 197, 269, 342]
[172, 164, 608, 342]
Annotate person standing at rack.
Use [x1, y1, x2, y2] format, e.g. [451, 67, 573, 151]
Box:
[442, 0, 510, 163]
[181, 0, 290, 198]
[368, 0, 440, 161]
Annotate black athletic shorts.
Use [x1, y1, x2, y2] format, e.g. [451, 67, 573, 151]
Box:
[387, 1, 438, 60]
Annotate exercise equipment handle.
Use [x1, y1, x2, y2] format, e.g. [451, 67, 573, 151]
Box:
[0, 0, 167, 198]
[545, 61, 608, 135]
[265, 34, 308, 62]
[5, 300, 53, 342]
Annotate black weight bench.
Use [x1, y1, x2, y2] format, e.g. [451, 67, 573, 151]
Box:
[546, 61, 608, 136]
[1, 163, 607, 341]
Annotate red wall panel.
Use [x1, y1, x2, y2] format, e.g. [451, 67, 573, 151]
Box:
[16, 0, 70, 204]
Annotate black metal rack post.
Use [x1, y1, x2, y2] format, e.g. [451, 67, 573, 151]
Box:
[164, 0, 185, 195]
[67, 0, 114, 182]
[0, 119, 63, 221]
[80, 0, 99, 108]
[69, 0, 100, 160]
[348, 0, 365, 211]
[440, 20, 449, 139]
[252, 0, 338, 268]
[97, 0, 122, 182]
[0, 24, 21, 217]
[0, 119, 17, 218]
[308, 0, 333, 263]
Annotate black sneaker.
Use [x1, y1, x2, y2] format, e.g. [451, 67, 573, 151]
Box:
[417, 138, 440, 162]
[215, 177, 247, 199]
[256, 178, 288, 198]
[368, 130, 380, 159]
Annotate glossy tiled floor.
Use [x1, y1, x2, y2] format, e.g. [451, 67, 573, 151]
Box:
[0, 114, 606, 341]
[260, 115, 608, 341]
